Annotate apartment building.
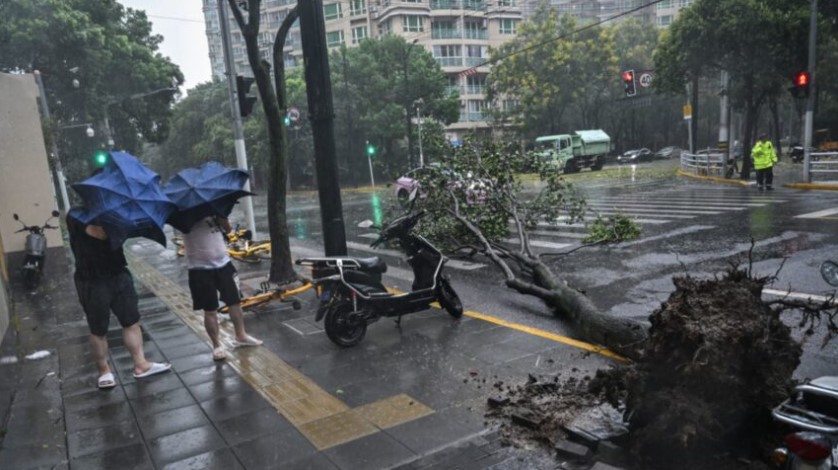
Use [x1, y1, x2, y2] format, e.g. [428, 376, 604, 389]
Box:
[202, 0, 688, 141]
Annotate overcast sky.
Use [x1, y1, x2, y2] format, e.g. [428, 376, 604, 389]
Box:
[119, 0, 213, 92]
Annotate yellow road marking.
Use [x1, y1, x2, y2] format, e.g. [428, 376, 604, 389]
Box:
[676, 169, 750, 186]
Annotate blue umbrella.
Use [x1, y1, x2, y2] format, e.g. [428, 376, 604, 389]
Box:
[163, 161, 253, 233]
[71, 151, 176, 249]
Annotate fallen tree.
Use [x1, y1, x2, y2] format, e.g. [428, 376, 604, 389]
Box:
[411, 140, 647, 358]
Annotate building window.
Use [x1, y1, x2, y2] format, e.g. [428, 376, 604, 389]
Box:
[326, 30, 344, 47]
[497, 0, 514, 5]
[499, 19, 516, 34]
[352, 26, 368, 44]
[403, 15, 424, 32]
[656, 0, 672, 8]
[350, 0, 367, 16]
[403, 0, 422, 3]
[379, 20, 392, 36]
[678, 0, 690, 7]
[657, 15, 672, 26]
[324, 3, 342, 20]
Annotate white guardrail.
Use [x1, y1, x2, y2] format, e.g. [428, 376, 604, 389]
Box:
[810, 152, 838, 175]
[680, 151, 726, 177]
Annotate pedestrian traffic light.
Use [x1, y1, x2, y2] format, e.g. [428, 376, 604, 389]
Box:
[622, 70, 636, 97]
[93, 150, 108, 167]
[283, 115, 291, 127]
[235, 75, 257, 117]
[366, 142, 376, 157]
[790, 71, 810, 99]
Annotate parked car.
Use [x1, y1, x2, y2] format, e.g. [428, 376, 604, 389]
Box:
[394, 167, 488, 206]
[654, 146, 681, 159]
[617, 148, 653, 164]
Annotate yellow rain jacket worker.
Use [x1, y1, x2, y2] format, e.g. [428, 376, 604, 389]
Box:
[752, 134, 778, 191]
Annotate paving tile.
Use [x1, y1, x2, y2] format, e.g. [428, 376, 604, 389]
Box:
[162, 448, 244, 470]
[0, 441, 66, 469]
[170, 353, 215, 373]
[187, 376, 252, 402]
[352, 394, 434, 429]
[323, 430, 416, 470]
[232, 428, 318, 469]
[215, 407, 294, 446]
[66, 420, 141, 458]
[281, 452, 341, 470]
[147, 424, 227, 467]
[136, 404, 211, 441]
[63, 385, 128, 412]
[198, 390, 270, 422]
[161, 341, 212, 361]
[122, 372, 184, 399]
[69, 442, 152, 470]
[298, 409, 378, 450]
[130, 387, 197, 418]
[384, 412, 479, 456]
[64, 400, 133, 433]
[179, 363, 237, 386]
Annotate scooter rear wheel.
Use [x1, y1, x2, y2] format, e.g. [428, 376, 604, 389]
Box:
[437, 278, 463, 318]
[324, 302, 367, 347]
[23, 268, 40, 290]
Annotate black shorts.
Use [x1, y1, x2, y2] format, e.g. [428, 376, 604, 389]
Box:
[74, 270, 140, 337]
[188, 262, 241, 312]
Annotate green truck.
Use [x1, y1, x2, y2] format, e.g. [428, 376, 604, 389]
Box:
[534, 129, 611, 173]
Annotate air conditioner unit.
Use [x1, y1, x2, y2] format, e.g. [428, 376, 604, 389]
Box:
[480, 19, 488, 29]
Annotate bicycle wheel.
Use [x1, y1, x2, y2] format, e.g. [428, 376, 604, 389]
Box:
[230, 253, 261, 264]
[253, 243, 272, 260]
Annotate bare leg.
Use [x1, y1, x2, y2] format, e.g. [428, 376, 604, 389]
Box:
[89, 334, 111, 376]
[227, 304, 259, 343]
[204, 310, 221, 348]
[123, 323, 151, 376]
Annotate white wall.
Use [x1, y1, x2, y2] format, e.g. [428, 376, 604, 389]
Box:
[0, 73, 62, 254]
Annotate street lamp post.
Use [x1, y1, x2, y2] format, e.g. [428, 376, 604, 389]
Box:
[403, 38, 419, 168]
[33, 70, 71, 213]
[103, 85, 177, 149]
[415, 99, 425, 168]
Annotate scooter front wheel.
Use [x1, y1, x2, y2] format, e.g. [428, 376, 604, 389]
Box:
[437, 277, 463, 318]
[324, 303, 367, 347]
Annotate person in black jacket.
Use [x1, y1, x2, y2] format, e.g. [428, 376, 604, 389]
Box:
[67, 211, 171, 389]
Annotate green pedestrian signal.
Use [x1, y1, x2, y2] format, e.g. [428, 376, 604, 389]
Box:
[366, 143, 376, 156]
[284, 115, 291, 127]
[94, 150, 108, 166]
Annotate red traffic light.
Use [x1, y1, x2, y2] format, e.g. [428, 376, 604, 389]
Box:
[622, 70, 634, 82]
[794, 71, 810, 87]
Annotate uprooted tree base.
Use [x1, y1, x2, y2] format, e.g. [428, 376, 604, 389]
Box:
[486, 269, 802, 470]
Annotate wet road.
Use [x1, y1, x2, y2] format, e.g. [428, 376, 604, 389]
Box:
[226, 162, 838, 378]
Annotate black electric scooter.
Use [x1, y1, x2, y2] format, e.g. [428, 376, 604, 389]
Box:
[13, 210, 60, 289]
[296, 210, 463, 347]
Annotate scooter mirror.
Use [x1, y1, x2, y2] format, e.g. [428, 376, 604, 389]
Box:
[357, 219, 375, 228]
[821, 260, 838, 287]
[51, 210, 60, 217]
[13, 214, 19, 221]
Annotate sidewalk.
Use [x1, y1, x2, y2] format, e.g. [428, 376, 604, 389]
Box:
[0, 242, 601, 469]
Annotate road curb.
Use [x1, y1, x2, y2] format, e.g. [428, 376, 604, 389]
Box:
[676, 170, 750, 186]
[783, 182, 838, 191]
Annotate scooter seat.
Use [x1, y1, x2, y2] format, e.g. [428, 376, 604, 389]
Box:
[356, 256, 387, 273]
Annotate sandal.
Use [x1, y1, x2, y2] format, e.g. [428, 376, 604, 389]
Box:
[232, 335, 263, 348]
[133, 362, 172, 379]
[212, 347, 226, 361]
[98, 372, 116, 390]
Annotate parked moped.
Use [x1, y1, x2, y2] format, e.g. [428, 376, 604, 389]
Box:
[768, 261, 838, 469]
[296, 209, 463, 347]
[12, 210, 60, 289]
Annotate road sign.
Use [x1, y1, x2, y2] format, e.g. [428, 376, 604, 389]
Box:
[287, 107, 300, 122]
[639, 72, 654, 88]
[683, 103, 692, 120]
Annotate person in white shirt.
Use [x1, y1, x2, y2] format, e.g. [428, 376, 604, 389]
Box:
[182, 216, 262, 361]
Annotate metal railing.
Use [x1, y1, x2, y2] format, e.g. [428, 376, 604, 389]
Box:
[431, 28, 461, 39]
[680, 151, 726, 177]
[810, 152, 838, 176]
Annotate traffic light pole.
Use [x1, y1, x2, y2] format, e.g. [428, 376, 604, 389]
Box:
[366, 140, 375, 188]
[803, 0, 818, 182]
[217, 0, 257, 238]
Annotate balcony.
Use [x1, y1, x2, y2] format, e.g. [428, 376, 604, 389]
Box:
[459, 111, 486, 121]
[464, 57, 485, 67]
[464, 84, 485, 95]
[431, 0, 459, 9]
[463, 0, 486, 10]
[446, 85, 462, 95]
[433, 28, 462, 39]
[435, 57, 464, 67]
[463, 29, 488, 40]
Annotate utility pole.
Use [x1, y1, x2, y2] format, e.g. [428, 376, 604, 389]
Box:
[218, 0, 257, 238]
[718, 70, 730, 172]
[33, 70, 70, 214]
[298, 0, 347, 255]
[803, 0, 818, 182]
[416, 99, 424, 168]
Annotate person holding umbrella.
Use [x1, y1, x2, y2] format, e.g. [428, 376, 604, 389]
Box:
[164, 162, 262, 361]
[67, 212, 172, 389]
[181, 215, 262, 361]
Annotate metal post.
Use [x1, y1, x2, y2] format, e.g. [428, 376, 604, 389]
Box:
[416, 101, 424, 168]
[103, 108, 115, 149]
[718, 70, 730, 172]
[685, 82, 694, 154]
[298, 0, 347, 256]
[218, 0, 257, 238]
[366, 140, 375, 187]
[33, 70, 70, 214]
[803, 0, 818, 183]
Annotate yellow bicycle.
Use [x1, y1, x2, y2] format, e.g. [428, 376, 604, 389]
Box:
[220, 278, 313, 313]
[170, 227, 271, 264]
